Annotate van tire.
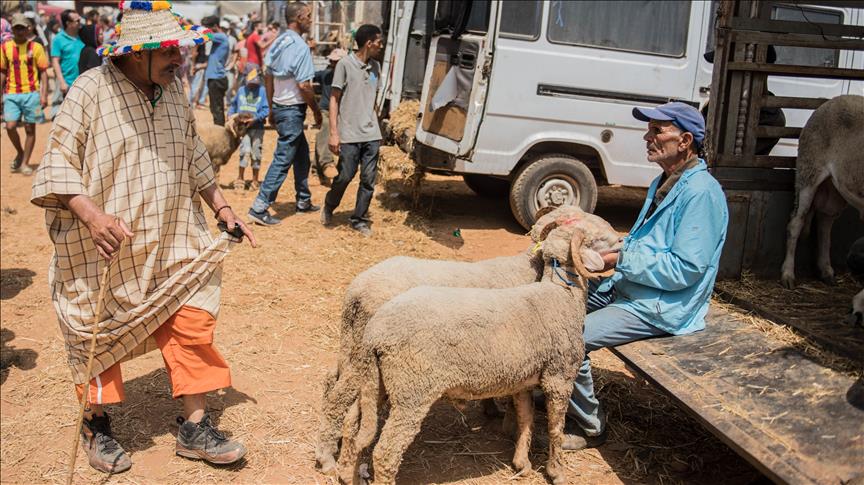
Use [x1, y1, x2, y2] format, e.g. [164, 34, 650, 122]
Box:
[462, 174, 510, 198]
[509, 154, 598, 230]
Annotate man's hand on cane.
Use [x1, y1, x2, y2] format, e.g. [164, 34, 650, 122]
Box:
[85, 212, 134, 261]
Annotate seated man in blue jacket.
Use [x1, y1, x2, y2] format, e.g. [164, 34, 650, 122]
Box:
[565, 102, 729, 450]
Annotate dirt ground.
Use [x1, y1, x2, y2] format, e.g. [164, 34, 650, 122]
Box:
[0, 111, 769, 485]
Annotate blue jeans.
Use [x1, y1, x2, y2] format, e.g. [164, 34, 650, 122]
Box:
[324, 140, 380, 226]
[251, 103, 312, 213]
[188, 69, 208, 105]
[568, 280, 668, 436]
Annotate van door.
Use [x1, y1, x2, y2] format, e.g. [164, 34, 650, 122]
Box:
[414, 1, 496, 157]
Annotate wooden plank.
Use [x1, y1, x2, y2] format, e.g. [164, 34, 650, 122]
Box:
[726, 62, 864, 80]
[712, 166, 795, 190]
[610, 307, 864, 485]
[756, 126, 802, 139]
[762, 96, 828, 110]
[713, 287, 864, 361]
[742, 44, 769, 158]
[730, 17, 864, 37]
[715, 154, 797, 169]
[731, 30, 864, 51]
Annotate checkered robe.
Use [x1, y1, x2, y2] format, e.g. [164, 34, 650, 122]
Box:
[31, 61, 234, 385]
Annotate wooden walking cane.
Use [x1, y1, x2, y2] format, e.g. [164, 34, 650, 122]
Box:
[66, 241, 124, 485]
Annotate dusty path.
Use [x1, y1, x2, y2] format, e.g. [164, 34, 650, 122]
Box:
[1, 112, 759, 484]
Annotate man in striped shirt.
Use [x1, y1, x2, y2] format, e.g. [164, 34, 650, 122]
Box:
[0, 13, 48, 175]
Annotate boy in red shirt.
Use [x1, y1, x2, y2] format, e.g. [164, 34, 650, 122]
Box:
[0, 13, 48, 174]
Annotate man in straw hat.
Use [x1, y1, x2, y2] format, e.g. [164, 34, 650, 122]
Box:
[30, 0, 257, 474]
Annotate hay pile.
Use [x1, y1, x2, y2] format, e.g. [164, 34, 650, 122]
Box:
[387, 100, 420, 153]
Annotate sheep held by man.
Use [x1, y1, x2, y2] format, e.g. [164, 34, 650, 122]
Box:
[780, 95, 864, 289]
[337, 218, 622, 485]
[315, 205, 621, 473]
[198, 113, 251, 174]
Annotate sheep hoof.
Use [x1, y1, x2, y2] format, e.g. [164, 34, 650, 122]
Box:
[820, 273, 836, 286]
[512, 457, 532, 474]
[779, 273, 796, 290]
[315, 452, 338, 475]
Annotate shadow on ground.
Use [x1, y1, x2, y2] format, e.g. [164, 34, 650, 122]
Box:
[0, 328, 38, 385]
[1, 268, 36, 300]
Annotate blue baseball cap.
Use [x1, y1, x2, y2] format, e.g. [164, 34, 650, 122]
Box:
[632, 101, 705, 147]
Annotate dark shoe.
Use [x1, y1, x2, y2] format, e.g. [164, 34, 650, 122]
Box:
[296, 203, 321, 213]
[320, 206, 333, 226]
[80, 413, 132, 474]
[352, 223, 372, 237]
[176, 415, 247, 465]
[562, 422, 607, 451]
[9, 155, 22, 173]
[248, 209, 281, 226]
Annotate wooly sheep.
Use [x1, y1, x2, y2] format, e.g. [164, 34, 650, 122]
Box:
[315, 252, 544, 472]
[337, 219, 622, 485]
[315, 205, 622, 473]
[780, 95, 864, 289]
[198, 114, 250, 174]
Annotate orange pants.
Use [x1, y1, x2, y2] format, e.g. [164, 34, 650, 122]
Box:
[75, 306, 231, 404]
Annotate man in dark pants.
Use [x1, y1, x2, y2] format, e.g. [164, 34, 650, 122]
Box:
[201, 16, 229, 126]
[320, 25, 383, 236]
[248, 2, 321, 226]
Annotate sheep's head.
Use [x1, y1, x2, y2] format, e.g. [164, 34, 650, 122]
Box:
[538, 208, 624, 288]
[227, 113, 252, 140]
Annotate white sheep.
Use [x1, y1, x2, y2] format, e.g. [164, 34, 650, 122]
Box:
[197, 114, 250, 174]
[315, 205, 621, 473]
[780, 95, 864, 289]
[337, 219, 622, 485]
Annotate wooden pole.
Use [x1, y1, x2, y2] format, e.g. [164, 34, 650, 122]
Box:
[65, 252, 119, 485]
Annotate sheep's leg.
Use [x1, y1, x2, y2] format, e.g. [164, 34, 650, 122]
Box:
[542, 376, 572, 485]
[781, 182, 821, 289]
[511, 390, 534, 473]
[501, 397, 517, 438]
[372, 401, 433, 485]
[814, 181, 846, 285]
[316, 364, 359, 473]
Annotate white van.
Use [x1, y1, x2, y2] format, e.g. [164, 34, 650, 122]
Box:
[377, 1, 864, 229]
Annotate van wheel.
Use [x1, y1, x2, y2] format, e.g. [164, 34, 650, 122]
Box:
[509, 154, 598, 229]
[463, 174, 510, 198]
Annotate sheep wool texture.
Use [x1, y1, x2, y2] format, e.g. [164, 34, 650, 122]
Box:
[30, 62, 231, 385]
[316, 252, 545, 471]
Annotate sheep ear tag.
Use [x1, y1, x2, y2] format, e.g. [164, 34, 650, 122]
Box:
[581, 249, 605, 272]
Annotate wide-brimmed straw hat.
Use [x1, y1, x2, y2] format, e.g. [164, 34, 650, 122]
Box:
[97, 1, 212, 57]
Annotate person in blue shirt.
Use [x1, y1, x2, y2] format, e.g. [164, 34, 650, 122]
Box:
[201, 16, 229, 126]
[228, 68, 269, 190]
[50, 10, 83, 96]
[248, 1, 322, 226]
[564, 102, 729, 450]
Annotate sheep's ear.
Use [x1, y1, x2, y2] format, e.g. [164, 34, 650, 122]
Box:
[581, 249, 605, 272]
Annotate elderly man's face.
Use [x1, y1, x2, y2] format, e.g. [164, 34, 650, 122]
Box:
[127, 46, 183, 86]
[643, 120, 692, 166]
[297, 6, 312, 34]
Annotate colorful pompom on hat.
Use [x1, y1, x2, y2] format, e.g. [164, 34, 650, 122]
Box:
[97, 1, 212, 57]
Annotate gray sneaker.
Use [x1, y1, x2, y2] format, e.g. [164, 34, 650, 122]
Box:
[176, 415, 247, 465]
[9, 155, 22, 173]
[248, 209, 281, 226]
[80, 413, 132, 474]
[352, 223, 372, 237]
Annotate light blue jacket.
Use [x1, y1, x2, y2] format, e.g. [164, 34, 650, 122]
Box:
[598, 159, 728, 335]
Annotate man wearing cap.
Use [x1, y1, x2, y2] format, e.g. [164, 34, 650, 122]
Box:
[312, 47, 346, 185]
[31, 0, 256, 473]
[201, 16, 230, 126]
[563, 102, 728, 450]
[1, 12, 49, 175]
